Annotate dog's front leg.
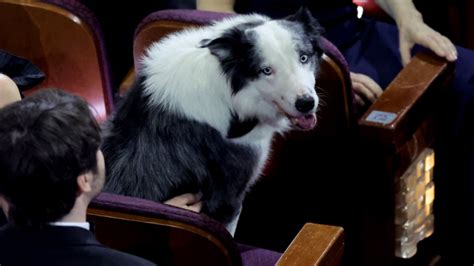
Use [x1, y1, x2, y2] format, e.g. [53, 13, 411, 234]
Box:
[201, 191, 243, 235]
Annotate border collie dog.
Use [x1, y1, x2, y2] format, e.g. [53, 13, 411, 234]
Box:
[102, 8, 323, 233]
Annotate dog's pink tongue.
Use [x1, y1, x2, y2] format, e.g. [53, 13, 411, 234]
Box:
[295, 113, 317, 130]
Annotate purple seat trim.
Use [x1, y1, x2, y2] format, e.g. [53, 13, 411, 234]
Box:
[320, 38, 350, 80]
[90, 192, 242, 265]
[135, 9, 235, 39]
[41, 0, 115, 113]
[319, 37, 355, 106]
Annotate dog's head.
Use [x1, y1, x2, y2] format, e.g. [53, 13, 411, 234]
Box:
[201, 8, 323, 131]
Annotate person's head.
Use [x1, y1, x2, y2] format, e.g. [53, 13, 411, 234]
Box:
[0, 74, 22, 108]
[0, 89, 103, 227]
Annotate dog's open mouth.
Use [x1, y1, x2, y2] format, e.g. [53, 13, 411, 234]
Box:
[274, 102, 317, 130]
[290, 113, 317, 130]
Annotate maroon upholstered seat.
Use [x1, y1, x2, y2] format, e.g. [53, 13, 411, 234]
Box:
[89, 192, 245, 265]
[88, 192, 290, 266]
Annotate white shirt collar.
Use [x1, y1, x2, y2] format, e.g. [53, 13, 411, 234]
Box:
[49, 221, 90, 230]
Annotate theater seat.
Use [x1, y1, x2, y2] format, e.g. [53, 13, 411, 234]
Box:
[87, 192, 345, 266]
[0, 0, 113, 121]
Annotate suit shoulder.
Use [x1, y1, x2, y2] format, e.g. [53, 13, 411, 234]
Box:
[87, 245, 156, 266]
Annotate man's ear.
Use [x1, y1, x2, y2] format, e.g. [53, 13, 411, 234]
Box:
[77, 172, 92, 193]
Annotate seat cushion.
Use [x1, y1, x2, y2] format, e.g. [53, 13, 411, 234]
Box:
[238, 243, 281, 266]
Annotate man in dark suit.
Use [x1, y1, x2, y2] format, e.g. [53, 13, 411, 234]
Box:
[0, 89, 155, 266]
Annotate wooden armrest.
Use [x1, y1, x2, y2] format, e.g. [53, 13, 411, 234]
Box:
[276, 223, 344, 266]
[358, 52, 454, 144]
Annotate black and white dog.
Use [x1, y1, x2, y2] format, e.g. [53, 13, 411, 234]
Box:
[102, 8, 323, 234]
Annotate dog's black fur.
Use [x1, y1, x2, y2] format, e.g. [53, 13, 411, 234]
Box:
[102, 77, 258, 224]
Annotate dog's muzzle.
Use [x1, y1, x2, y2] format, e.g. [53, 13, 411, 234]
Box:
[290, 94, 317, 130]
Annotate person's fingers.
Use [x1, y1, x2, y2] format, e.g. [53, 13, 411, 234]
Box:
[352, 81, 373, 101]
[180, 193, 201, 204]
[352, 81, 377, 103]
[352, 73, 383, 97]
[351, 72, 383, 103]
[399, 37, 413, 66]
[187, 201, 202, 212]
[431, 32, 457, 61]
[400, 20, 458, 64]
[428, 34, 447, 57]
[164, 194, 188, 206]
[183, 194, 196, 204]
[353, 93, 365, 107]
[164, 193, 202, 207]
[440, 36, 457, 61]
[414, 30, 448, 59]
[163, 197, 180, 206]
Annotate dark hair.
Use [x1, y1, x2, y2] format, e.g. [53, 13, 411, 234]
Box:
[0, 89, 101, 227]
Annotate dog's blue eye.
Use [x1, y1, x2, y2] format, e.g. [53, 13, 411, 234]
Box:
[300, 54, 309, 64]
[261, 67, 273, 76]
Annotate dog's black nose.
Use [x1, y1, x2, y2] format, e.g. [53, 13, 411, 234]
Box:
[295, 94, 315, 113]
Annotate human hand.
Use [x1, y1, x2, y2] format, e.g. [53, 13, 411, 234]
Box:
[350, 72, 383, 107]
[397, 13, 457, 66]
[164, 193, 202, 212]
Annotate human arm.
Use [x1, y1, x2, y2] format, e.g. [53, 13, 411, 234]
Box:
[164, 193, 202, 212]
[375, 0, 457, 65]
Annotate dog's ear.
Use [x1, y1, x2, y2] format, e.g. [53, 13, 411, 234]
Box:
[285, 7, 315, 26]
[200, 37, 234, 61]
[200, 26, 255, 62]
[285, 7, 324, 56]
